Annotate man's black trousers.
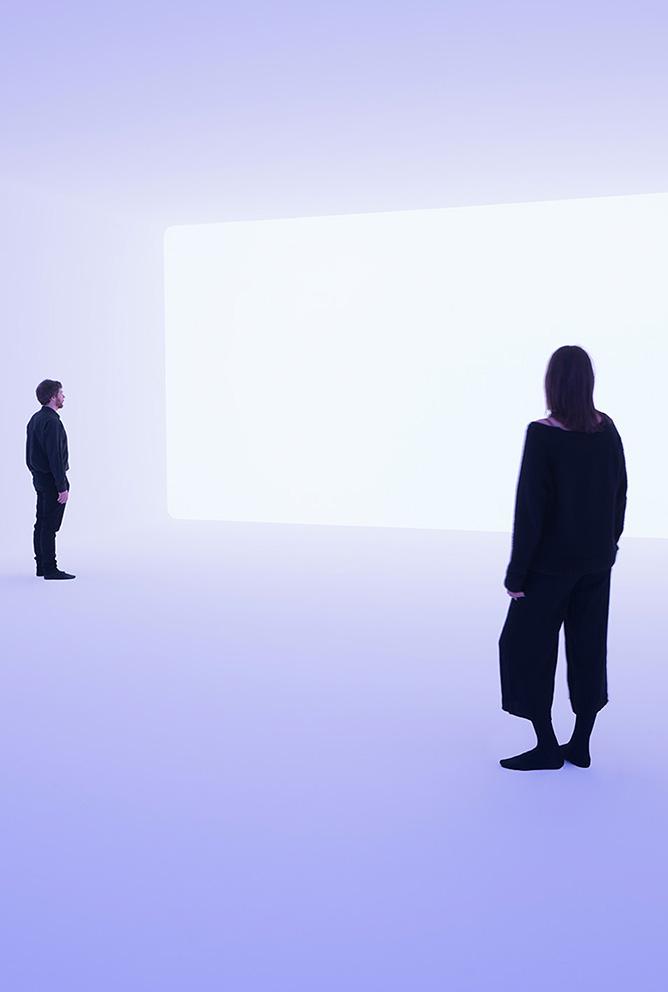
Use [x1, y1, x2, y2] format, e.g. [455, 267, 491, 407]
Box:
[499, 566, 612, 719]
[33, 479, 68, 573]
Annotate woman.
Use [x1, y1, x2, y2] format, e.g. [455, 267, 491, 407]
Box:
[498, 345, 627, 771]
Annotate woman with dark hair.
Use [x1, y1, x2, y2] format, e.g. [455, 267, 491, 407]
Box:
[498, 345, 627, 770]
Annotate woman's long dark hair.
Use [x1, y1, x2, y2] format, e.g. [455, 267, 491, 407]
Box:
[544, 346, 605, 434]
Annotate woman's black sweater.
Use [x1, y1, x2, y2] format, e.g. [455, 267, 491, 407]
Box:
[504, 413, 627, 592]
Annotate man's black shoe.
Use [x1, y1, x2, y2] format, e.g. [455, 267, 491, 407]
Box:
[36, 569, 44, 577]
[43, 569, 76, 580]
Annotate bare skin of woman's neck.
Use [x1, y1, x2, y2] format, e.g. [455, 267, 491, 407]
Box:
[541, 413, 603, 431]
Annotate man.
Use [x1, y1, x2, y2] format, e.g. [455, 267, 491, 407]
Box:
[26, 380, 75, 580]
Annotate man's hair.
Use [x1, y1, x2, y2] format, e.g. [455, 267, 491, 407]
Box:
[36, 380, 62, 406]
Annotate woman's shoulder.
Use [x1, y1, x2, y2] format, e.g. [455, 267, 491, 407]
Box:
[531, 412, 608, 430]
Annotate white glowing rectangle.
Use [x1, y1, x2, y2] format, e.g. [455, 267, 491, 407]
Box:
[164, 193, 667, 535]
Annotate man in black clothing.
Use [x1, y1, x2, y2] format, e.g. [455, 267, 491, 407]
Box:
[26, 380, 75, 580]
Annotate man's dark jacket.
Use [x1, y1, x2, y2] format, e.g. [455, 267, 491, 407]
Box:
[26, 406, 69, 492]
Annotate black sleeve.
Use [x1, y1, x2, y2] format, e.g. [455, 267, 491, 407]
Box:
[615, 437, 627, 544]
[504, 427, 552, 592]
[43, 417, 68, 492]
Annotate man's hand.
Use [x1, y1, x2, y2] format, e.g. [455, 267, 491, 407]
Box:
[57, 490, 69, 505]
[506, 589, 525, 599]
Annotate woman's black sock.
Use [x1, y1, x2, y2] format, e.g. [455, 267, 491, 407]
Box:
[531, 712, 560, 751]
[561, 709, 597, 767]
[500, 711, 563, 770]
[499, 746, 564, 771]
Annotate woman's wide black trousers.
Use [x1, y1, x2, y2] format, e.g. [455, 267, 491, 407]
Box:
[499, 566, 612, 719]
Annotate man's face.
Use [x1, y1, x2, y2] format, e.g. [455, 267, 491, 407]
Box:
[54, 388, 65, 409]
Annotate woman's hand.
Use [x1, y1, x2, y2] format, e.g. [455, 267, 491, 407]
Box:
[506, 589, 526, 599]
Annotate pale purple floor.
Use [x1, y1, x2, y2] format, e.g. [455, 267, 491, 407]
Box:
[2, 522, 666, 991]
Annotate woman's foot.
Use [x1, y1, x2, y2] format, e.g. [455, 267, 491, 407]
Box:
[499, 746, 564, 771]
[560, 742, 591, 768]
